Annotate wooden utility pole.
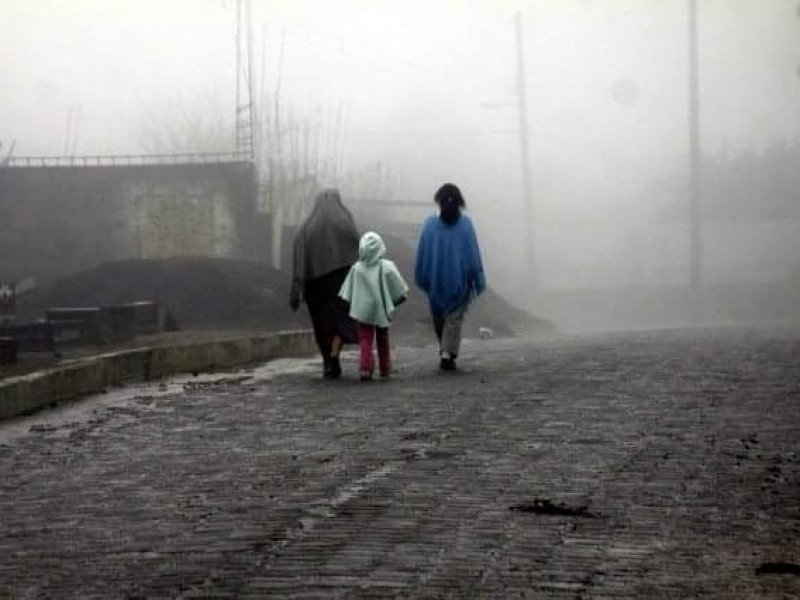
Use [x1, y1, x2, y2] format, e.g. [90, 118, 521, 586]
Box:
[514, 12, 537, 293]
[688, 0, 703, 323]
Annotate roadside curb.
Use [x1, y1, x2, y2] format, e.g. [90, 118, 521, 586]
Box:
[0, 330, 316, 420]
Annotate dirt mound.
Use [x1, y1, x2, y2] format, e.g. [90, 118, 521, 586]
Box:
[379, 232, 554, 340]
[17, 245, 554, 341]
[16, 257, 307, 332]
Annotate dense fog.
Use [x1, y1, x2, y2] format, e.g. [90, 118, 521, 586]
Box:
[2, 0, 799, 331]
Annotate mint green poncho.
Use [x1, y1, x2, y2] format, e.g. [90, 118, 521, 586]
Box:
[339, 231, 409, 328]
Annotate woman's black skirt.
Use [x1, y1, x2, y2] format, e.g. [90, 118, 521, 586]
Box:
[305, 266, 358, 354]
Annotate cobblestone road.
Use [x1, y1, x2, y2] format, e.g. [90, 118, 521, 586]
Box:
[1, 326, 799, 599]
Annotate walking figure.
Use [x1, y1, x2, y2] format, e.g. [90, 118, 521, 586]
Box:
[414, 183, 485, 371]
[339, 231, 409, 381]
[290, 188, 359, 379]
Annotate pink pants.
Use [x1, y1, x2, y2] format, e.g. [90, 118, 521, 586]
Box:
[357, 323, 391, 375]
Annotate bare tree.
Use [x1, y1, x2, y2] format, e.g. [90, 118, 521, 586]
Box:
[0, 140, 16, 165]
[137, 90, 234, 154]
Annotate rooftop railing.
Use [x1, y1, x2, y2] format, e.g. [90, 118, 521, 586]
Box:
[1, 151, 252, 168]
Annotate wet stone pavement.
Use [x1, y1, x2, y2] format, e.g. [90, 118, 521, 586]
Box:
[0, 326, 799, 599]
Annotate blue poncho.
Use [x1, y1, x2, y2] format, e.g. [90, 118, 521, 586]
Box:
[414, 213, 486, 317]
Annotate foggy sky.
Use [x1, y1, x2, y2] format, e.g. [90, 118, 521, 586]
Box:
[2, 0, 799, 297]
[2, 1, 797, 156]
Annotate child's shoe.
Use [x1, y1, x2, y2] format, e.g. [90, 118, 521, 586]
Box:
[360, 370, 373, 381]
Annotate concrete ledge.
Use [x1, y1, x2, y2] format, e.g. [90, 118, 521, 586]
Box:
[0, 330, 317, 421]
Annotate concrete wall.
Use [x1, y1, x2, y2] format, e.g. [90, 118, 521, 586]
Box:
[0, 161, 257, 284]
[0, 329, 316, 420]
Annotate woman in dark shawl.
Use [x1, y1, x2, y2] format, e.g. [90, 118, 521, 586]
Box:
[290, 188, 359, 378]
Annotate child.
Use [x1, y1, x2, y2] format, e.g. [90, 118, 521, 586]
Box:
[339, 231, 409, 381]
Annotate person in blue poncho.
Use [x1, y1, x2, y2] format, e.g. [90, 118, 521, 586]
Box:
[414, 183, 486, 371]
[339, 231, 409, 381]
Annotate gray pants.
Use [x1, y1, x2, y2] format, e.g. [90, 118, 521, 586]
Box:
[434, 304, 467, 357]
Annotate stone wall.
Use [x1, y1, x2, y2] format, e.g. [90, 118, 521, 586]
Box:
[0, 161, 257, 285]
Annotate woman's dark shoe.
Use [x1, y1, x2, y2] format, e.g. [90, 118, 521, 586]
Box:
[360, 370, 373, 381]
[326, 356, 342, 379]
[322, 356, 332, 378]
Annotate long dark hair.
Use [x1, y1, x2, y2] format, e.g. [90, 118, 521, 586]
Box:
[434, 183, 465, 225]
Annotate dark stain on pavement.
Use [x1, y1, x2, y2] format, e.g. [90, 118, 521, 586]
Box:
[509, 498, 597, 518]
[756, 562, 800, 576]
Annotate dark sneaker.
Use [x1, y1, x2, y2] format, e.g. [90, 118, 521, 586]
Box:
[360, 370, 373, 381]
[439, 357, 456, 371]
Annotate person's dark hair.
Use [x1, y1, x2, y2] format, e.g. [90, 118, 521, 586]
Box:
[434, 183, 465, 225]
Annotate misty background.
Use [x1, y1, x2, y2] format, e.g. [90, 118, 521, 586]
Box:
[2, 0, 799, 331]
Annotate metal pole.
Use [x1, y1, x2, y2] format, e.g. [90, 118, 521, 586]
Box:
[688, 0, 703, 323]
[246, 0, 256, 163]
[274, 28, 285, 175]
[515, 12, 536, 294]
[235, 0, 242, 153]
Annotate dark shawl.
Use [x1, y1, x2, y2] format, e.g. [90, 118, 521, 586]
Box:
[292, 188, 359, 294]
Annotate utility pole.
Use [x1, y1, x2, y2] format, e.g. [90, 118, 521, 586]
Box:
[336, 103, 350, 183]
[235, 0, 242, 152]
[274, 28, 286, 178]
[332, 100, 345, 181]
[514, 11, 537, 294]
[246, 0, 257, 164]
[688, 0, 703, 323]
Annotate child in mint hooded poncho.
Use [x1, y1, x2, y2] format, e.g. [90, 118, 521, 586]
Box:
[339, 231, 409, 380]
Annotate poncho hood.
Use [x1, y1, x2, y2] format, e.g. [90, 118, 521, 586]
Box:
[338, 232, 409, 328]
[358, 231, 386, 266]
